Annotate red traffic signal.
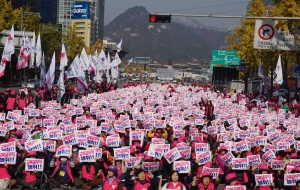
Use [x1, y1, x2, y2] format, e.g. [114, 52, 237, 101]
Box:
[149, 14, 171, 23]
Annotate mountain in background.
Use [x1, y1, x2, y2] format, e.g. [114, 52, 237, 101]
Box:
[104, 6, 228, 63]
[172, 16, 228, 32]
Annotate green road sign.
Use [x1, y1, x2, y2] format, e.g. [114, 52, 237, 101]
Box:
[211, 50, 241, 66]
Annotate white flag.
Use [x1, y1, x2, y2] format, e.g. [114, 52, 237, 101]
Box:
[40, 52, 46, 88]
[45, 52, 56, 91]
[0, 25, 15, 77]
[107, 52, 111, 68]
[89, 54, 96, 75]
[126, 58, 133, 67]
[60, 43, 68, 70]
[16, 31, 31, 70]
[99, 50, 108, 70]
[258, 60, 264, 78]
[274, 55, 283, 85]
[80, 47, 89, 70]
[35, 32, 42, 67]
[117, 39, 122, 52]
[111, 53, 121, 79]
[29, 31, 35, 69]
[57, 71, 65, 102]
[65, 55, 83, 79]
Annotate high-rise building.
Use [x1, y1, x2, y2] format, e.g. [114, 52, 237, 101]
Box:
[58, 0, 105, 47]
[11, 0, 58, 24]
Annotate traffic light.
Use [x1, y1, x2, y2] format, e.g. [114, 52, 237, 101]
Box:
[149, 14, 171, 23]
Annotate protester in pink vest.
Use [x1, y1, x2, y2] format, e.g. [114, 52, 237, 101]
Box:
[16, 151, 41, 189]
[0, 163, 17, 189]
[102, 165, 123, 190]
[125, 168, 154, 190]
[17, 91, 28, 111]
[222, 172, 242, 190]
[190, 171, 215, 190]
[159, 170, 186, 190]
[49, 156, 75, 188]
[6, 90, 16, 111]
[253, 164, 278, 190]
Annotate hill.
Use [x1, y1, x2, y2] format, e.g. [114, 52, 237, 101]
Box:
[104, 6, 228, 63]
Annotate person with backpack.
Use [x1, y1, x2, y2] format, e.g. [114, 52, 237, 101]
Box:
[102, 165, 123, 190]
[158, 170, 186, 190]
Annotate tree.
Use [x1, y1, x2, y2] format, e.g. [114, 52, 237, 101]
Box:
[0, 0, 22, 30]
[18, 5, 41, 32]
[62, 24, 86, 64]
[226, 0, 281, 94]
[86, 39, 103, 55]
[40, 23, 62, 62]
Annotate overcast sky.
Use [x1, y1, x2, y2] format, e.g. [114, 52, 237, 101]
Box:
[104, 0, 250, 29]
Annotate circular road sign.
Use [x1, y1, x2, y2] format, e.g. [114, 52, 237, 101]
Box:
[258, 24, 274, 40]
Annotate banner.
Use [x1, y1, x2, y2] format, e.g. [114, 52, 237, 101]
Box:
[173, 130, 185, 139]
[87, 135, 100, 147]
[114, 147, 130, 160]
[94, 148, 102, 159]
[141, 162, 159, 171]
[271, 160, 285, 170]
[62, 134, 77, 145]
[125, 157, 139, 168]
[173, 161, 191, 173]
[255, 174, 273, 186]
[195, 143, 209, 153]
[276, 141, 290, 151]
[221, 152, 234, 166]
[256, 136, 267, 146]
[25, 158, 44, 171]
[25, 139, 43, 152]
[0, 151, 16, 164]
[262, 150, 276, 163]
[202, 166, 219, 179]
[151, 138, 165, 144]
[79, 149, 95, 162]
[42, 140, 56, 152]
[75, 138, 87, 149]
[196, 151, 212, 165]
[225, 186, 246, 190]
[284, 173, 300, 186]
[56, 144, 71, 157]
[106, 135, 120, 147]
[235, 140, 249, 152]
[232, 158, 248, 170]
[48, 130, 62, 140]
[164, 147, 181, 164]
[247, 155, 261, 166]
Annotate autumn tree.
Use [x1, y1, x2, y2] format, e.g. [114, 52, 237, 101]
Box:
[86, 39, 103, 55]
[0, 0, 22, 30]
[62, 24, 86, 64]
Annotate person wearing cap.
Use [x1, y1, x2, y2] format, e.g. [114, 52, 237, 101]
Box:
[222, 172, 241, 189]
[125, 168, 154, 190]
[16, 91, 28, 113]
[252, 164, 278, 190]
[49, 156, 75, 188]
[190, 171, 215, 190]
[16, 151, 42, 189]
[158, 170, 186, 190]
[102, 165, 123, 190]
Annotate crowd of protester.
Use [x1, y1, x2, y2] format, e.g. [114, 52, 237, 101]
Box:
[0, 81, 299, 190]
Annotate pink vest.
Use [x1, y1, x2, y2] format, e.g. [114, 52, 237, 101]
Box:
[18, 98, 26, 109]
[82, 165, 95, 181]
[198, 182, 215, 190]
[6, 97, 15, 110]
[103, 178, 119, 190]
[133, 180, 151, 190]
[24, 171, 36, 183]
[165, 181, 184, 190]
[51, 159, 74, 183]
[0, 165, 11, 179]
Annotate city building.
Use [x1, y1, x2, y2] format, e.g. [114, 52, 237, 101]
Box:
[58, 0, 105, 47]
[11, 0, 58, 24]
